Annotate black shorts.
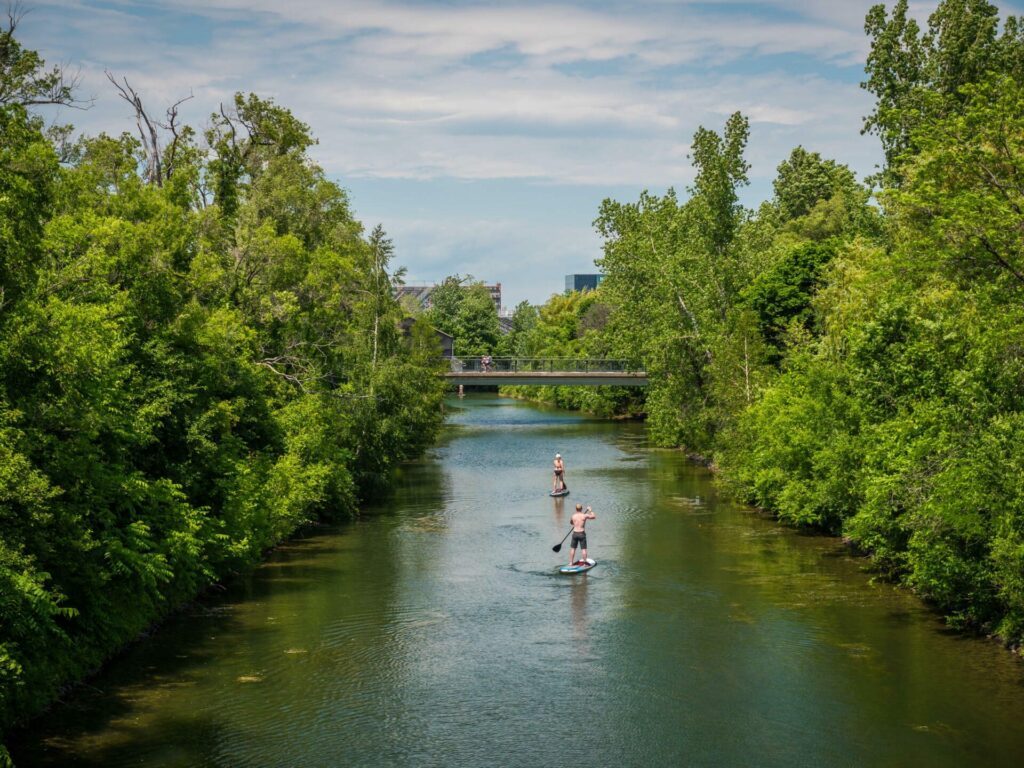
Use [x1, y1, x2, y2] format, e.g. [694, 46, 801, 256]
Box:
[571, 532, 587, 549]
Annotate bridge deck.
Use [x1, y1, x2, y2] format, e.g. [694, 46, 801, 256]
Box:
[444, 358, 648, 387]
[446, 371, 648, 386]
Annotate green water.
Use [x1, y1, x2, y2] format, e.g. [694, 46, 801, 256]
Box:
[12, 395, 1024, 767]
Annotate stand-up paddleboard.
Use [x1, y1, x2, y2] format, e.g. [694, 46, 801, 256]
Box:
[550, 488, 570, 497]
[559, 558, 596, 574]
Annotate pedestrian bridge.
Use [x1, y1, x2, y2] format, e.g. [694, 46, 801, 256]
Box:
[445, 357, 648, 387]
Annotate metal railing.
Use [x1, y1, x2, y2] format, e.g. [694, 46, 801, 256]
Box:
[447, 357, 637, 374]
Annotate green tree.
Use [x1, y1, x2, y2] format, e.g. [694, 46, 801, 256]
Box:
[500, 289, 642, 416]
[773, 147, 860, 222]
[0, 26, 446, 746]
[741, 240, 840, 360]
[862, 0, 1024, 183]
[723, 69, 1024, 646]
[0, 9, 79, 109]
[499, 299, 537, 356]
[427, 276, 499, 357]
[454, 284, 500, 357]
[596, 113, 753, 448]
[426, 274, 467, 338]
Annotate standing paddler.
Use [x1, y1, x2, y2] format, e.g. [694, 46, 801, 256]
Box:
[568, 503, 595, 566]
[553, 453, 567, 494]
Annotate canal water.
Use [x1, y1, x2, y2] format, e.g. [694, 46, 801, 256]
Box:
[12, 395, 1024, 767]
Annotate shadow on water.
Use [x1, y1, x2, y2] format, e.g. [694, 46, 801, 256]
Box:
[21, 711, 232, 768]
[8, 588, 249, 766]
[10, 518, 411, 767]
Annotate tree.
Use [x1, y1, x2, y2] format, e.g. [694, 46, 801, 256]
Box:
[105, 71, 193, 187]
[741, 240, 840, 360]
[773, 147, 859, 222]
[862, 0, 1024, 183]
[596, 113, 753, 448]
[0, 5, 84, 109]
[886, 75, 1024, 295]
[0, 25, 446, 740]
[0, 101, 58, 308]
[426, 275, 500, 357]
[205, 93, 315, 217]
[426, 274, 467, 339]
[500, 299, 537, 356]
[454, 284, 500, 357]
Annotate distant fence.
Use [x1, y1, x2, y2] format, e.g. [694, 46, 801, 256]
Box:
[443, 357, 648, 386]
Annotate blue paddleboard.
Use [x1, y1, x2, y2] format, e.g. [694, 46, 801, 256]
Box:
[559, 558, 596, 574]
[550, 489, 570, 497]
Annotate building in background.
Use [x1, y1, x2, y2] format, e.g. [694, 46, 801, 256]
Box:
[486, 283, 502, 315]
[399, 317, 454, 357]
[565, 274, 604, 293]
[395, 284, 436, 310]
[396, 282, 502, 315]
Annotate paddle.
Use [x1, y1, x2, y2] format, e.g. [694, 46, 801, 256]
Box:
[552, 525, 573, 553]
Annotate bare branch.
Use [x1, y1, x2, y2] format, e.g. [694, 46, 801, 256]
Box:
[6, 1, 24, 35]
[106, 70, 164, 185]
[157, 91, 193, 179]
[2, 4, 92, 109]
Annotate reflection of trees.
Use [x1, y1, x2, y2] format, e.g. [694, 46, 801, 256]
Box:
[613, 448, 1024, 764]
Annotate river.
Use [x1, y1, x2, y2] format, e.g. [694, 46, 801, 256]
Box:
[11, 394, 1024, 767]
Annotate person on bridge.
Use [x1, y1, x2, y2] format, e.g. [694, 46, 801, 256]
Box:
[553, 453, 567, 493]
[569, 504, 596, 566]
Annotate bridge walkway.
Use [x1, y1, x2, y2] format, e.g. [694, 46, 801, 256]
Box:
[444, 357, 648, 387]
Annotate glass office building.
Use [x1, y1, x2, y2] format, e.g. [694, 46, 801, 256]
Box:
[565, 274, 604, 293]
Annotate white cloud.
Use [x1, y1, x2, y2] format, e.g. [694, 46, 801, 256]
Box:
[18, 0, 916, 302]
[22, 0, 884, 187]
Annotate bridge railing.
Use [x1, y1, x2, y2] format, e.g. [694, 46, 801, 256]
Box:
[447, 357, 637, 374]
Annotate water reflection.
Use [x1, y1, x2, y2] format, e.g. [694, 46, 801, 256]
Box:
[569, 576, 591, 646]
[552, 494, 566, 521]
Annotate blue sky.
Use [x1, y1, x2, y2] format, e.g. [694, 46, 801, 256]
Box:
[19, 1, 1022, 306]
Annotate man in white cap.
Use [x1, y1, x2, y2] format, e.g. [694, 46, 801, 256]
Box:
[552, 453, 566, 493]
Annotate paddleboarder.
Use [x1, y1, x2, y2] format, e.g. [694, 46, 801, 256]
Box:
[568, 503, 595, 566]
[552, 453, 567, 494]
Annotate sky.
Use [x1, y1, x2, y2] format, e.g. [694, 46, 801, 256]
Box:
[17, 0, 1021, 306]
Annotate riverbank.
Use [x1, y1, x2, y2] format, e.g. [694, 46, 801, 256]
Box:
[1, 443, 441, 759]
[498, 384, 645, 419]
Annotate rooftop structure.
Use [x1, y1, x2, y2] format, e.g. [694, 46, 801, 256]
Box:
[396, 282, 502, 314]
[396, 285, 436, 309]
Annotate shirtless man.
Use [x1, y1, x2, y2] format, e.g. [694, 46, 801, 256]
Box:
[552, 453, 567, 493]
[568, 503, 596, 565]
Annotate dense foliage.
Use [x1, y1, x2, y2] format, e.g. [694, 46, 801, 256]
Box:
[574, 0, 1024, 647]
[500, 290, 644, 416]
[0, 27, 445, 751]
[425, 275, 500, 357]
